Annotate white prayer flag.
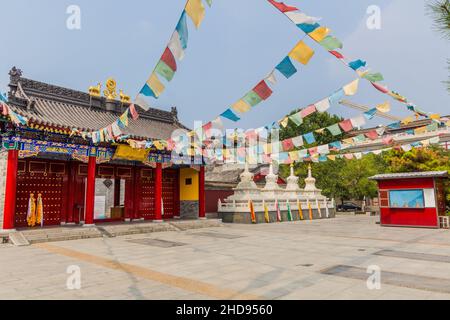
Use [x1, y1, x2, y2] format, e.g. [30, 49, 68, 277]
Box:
[168, 31, 185, 61]
[315, 98, 331, 112]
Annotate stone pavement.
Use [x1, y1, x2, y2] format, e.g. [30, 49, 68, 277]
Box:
[1, 216, 450, 300]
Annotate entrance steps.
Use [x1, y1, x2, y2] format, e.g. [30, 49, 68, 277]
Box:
[12, 219, 223, 245]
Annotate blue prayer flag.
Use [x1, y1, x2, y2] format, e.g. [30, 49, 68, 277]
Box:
[303, 132, 316, 144]
[329, 89, 345, 105]
[176, 11, 189, 49]
[275, 56, 298, 79]
[139, 84, 156, 98]
[297, 23, 320, 34]
[349, 59, 366, 71]
[364, 108, 378, 120]
[220, 109, 240, 122]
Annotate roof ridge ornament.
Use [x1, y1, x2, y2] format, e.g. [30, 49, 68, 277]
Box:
[89, 78, 130, 104]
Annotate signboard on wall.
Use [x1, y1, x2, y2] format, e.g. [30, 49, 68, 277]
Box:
[94, 196, 106, 220]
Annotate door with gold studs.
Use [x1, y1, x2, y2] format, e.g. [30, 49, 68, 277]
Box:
[15, 159, 68, 228]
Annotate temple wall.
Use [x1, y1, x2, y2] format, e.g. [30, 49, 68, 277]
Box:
[180, 201, 199, 219]
[0, 151, 8, 230]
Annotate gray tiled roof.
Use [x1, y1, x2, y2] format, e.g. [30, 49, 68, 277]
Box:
[6, 68, 187, 140]
[370, 171, 448, 180]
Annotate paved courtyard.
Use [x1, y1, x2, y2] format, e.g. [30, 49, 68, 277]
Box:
[1, 215, 450, 300]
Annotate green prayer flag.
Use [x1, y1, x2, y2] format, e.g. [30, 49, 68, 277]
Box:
[362, 72, 384, 82]
[243, 91, 263, 107]
[155, 60, 175, 82]
[289, 113, 303, 126]
[205, 0, 213, 7]
[327, 124, 342, 136]
[353, 134, 366, 143]
[319, 36, 343, 50]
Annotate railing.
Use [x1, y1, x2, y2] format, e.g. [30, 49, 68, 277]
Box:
[218, 198, 335, 214]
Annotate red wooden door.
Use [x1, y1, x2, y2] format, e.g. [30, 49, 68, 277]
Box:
[162, 169, 178, 219]
[15, 159, 68, 228]
[138, 168, 155, 220]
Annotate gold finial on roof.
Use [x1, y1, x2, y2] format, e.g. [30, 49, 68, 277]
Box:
[89, 83, 101, 97]
[120, 90, 131, 104]
[104, 78, 117, 100]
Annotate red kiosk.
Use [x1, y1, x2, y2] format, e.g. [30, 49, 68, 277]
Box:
[371, 172, 448, 228]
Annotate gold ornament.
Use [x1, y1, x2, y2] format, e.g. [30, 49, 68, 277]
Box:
[89, 83, 101, 97]
[104, 78, 118, 100]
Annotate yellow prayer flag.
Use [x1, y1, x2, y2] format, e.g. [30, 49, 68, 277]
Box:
[119, 111, 129, 127]
[232, 100, 251, 113]
[414, 126, 427, 135]
[401, 117, 414, 125]
[185, 0, 206, 28]
[357, 70, 370, 78]
[289, 151, 300, 161]
[376, 101, 391, 113]
[288, 40, 315, 65]
[342, 138, 355, 145]
[430, 114, 441, 120]
[146, 73, 165, 97]
[280, 117, 289, 128]
[315, 128, 326, 134]
[343, 79, 359, 96]
[446, 120, 450, 127]
[309, 26, 330, 42]
[263, 144, 272, 155]
[327, 155, 336, 161]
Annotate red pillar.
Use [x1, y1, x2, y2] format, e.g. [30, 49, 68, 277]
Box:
[199, 165, 206, 219]
[3, 149, 18, 230]
[154, 163, 163, 222]
[84, 155, 96, 226]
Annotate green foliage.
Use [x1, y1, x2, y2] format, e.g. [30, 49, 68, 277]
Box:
[426, 0, 450, 92]
[279, 111, 344, 147]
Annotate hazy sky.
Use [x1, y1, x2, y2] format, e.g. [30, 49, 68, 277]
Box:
[0, 0, 448, 130]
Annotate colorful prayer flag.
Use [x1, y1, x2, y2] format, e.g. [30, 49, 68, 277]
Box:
[362, 72, 384, 82]
[253, 80, 273, 100]
[185, 0, 206, 28]
[348, 59, 366, 71]
[147, 73, 165, 97]
[315, 98, 330, 112]
[343, 79, 359, 96]
[303, 132, 316, 144]
[275, 56, 298, 79]
[168, 31, 185, 60]
[339, 119, 354, 132]
[327, 124, 342, 136]
[243, 91, 263, 107]
[221, 109, 240, 122]
[155, 60, 175, 82]
[161, 47, 177, 71]
[176, 12, 189, 49]
[232, 100, 251, 113]
[319, 36, 343, 50]
[309, 26, 330, 42]
[288, 40, 315, 65]
[364, 108, 377, 120]
[268, 0, 298, 13]
[289, 113, 303, 126]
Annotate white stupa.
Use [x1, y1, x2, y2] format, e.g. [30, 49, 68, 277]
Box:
[261, 163, 284, 199]
[226, 163, 264, 201]
[284, 164, 303, 199]
[302, 164, 326, 200]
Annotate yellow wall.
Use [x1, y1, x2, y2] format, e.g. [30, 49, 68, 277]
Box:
[179, 168, 199, 201]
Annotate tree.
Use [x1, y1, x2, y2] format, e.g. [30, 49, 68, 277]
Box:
[427, 0, 450, 92]
[278, 111, 385, 203]
[382, 146, 450, 203]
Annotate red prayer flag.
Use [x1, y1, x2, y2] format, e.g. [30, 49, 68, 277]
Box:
[129, 104, 139, 120]
[161, 47, 177, 72]
[309, 147, 318, 155]
[253, 80, 273, 100]
[300, 105, 317, 118]
[339, 119, 354, 132]
[365, 130, 379, 140]
[268, 0, 298, 13]
[282, 139, 295, 151]
[371, 82, 389, 94]
[329, 50, 344, 59]
[382, 136, 393, 145]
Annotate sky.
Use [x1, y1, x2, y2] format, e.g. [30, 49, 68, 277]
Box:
[0, 0, 449, 131]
